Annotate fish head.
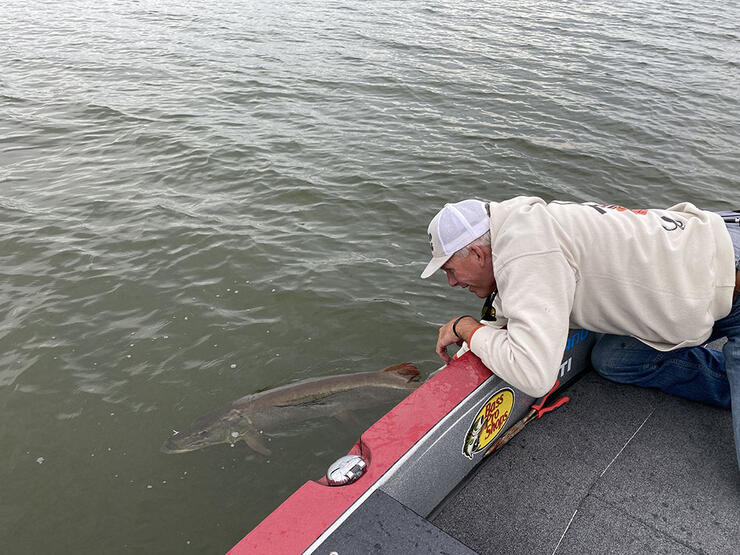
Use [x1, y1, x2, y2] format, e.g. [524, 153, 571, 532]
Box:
[161, 407, 244, 454]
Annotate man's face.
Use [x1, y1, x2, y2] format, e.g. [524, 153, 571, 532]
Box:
[440, 246, 495, 298]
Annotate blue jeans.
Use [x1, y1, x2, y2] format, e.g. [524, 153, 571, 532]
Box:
[591, 217, 740, 469]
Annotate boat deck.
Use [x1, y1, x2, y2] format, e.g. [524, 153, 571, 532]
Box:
[429, 371, 739, 554]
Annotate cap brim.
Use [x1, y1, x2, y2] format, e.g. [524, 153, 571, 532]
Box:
[420, 254, 452, 279]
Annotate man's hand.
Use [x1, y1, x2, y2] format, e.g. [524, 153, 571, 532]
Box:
[436, 315, 481, 364]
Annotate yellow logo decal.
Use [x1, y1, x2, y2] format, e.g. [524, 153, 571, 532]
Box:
[462, 388, 514, 459]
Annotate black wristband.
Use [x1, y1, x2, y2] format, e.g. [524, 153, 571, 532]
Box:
[452, 315, 472, 339]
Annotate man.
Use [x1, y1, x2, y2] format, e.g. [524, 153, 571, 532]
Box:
[421, 197, 740, 467]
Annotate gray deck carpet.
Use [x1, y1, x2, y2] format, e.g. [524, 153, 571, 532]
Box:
[431, 371, 739, 555]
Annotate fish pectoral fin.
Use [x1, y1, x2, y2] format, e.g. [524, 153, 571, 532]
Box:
[241, 429, 272, 456]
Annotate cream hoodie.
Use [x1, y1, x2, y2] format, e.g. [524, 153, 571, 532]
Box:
[468, 196, 736, 397]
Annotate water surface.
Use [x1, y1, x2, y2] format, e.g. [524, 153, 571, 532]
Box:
[1, 0, 738, 552]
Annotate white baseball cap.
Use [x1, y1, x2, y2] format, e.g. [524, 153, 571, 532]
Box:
[420, 199, 489, 279]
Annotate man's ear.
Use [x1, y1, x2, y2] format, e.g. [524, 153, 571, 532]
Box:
[469, 245, 486, 265]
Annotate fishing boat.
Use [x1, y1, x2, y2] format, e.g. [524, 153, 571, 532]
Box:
[228, 329, 738, 553]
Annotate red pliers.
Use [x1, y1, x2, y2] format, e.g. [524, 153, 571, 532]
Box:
[484, 380, 570, 457]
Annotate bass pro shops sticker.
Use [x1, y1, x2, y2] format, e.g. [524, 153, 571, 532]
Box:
[462, 388, 514, 459]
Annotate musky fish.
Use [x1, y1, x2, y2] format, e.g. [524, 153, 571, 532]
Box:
[161, 363, 420, 455]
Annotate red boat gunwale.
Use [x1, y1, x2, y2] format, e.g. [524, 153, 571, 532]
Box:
[229, 353, 492, 554]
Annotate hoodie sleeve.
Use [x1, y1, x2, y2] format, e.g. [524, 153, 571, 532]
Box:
[468, 250, 576, 397]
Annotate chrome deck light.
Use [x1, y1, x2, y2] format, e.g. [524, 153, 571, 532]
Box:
[326, 454, 367, 486]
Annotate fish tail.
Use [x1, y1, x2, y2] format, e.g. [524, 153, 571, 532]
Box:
[381, 362, 420, 381]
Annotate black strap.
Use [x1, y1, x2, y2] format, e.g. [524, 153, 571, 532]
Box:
[717, 210, 740, 225]
[481, 290, 497, 321]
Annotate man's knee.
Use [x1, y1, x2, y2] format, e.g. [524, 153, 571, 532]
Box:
[590, 334, 649, 381]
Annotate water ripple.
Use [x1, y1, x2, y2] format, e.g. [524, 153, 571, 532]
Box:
[0, 0, 738, 552]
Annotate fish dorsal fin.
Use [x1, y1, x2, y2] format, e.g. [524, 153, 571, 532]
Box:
[381, 362, 420, 382]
